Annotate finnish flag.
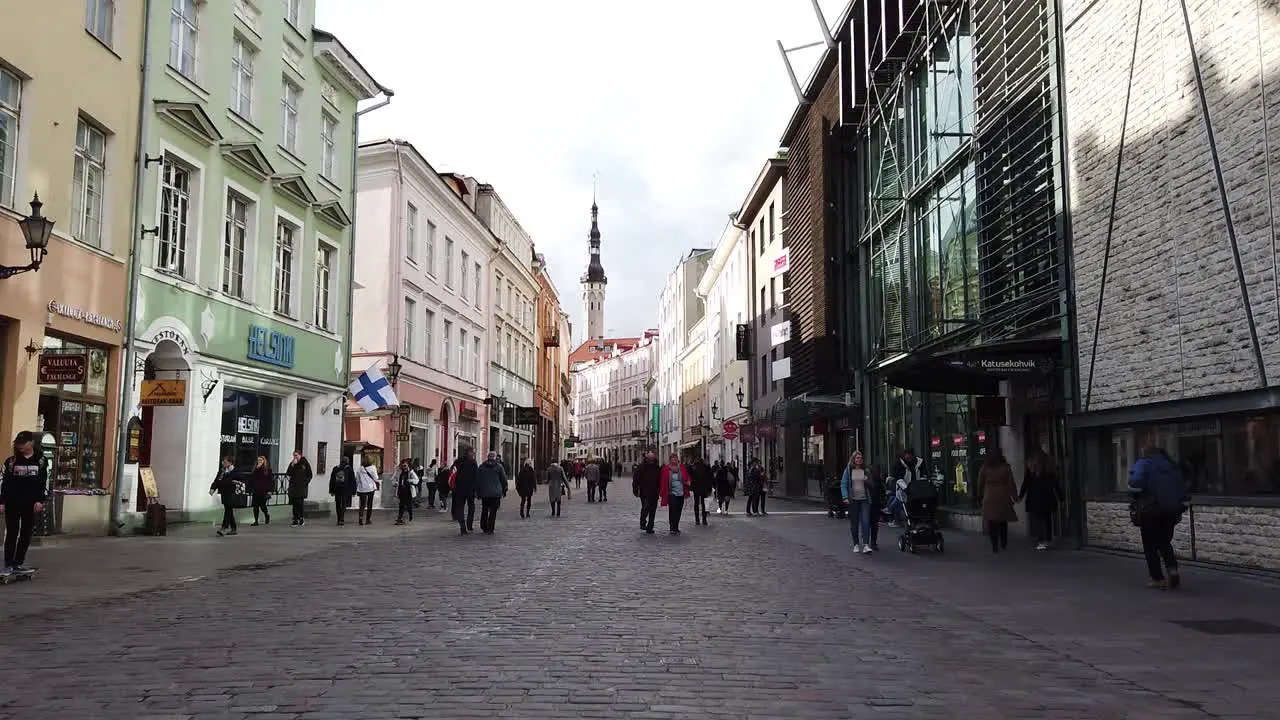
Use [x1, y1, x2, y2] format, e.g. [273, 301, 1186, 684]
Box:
[348, 365, 400, 413]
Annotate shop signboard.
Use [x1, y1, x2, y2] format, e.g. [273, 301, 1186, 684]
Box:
[514, 406, 539, 425]
[650, 404, 660, 432]
[37, 353, 87, 384]
[140, 379, 187, 407]
[770, 321, 791, 347]
[734, 324, 751, 360]
[772, 248, 789, 277]
[47, 300, 123, 333]
[944, 356, 1054, 376]
[721, 420, 738, 440]
[246, 325, 296, 369]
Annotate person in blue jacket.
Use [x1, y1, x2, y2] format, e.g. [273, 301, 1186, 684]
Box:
[840, 451, 873, 554]
[1128, 446, 1190, 589]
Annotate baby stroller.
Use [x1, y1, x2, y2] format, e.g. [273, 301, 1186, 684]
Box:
[825, 476, 847, 519]
[897, 477, 944, 553]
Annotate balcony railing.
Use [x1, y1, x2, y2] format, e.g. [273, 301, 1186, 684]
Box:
[543, 330, 560, 347]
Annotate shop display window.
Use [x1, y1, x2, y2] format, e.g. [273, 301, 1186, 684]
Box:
[37, 335, 109, 489]
[219, 388, 282, 473]
[1106, 415, 1280, 497]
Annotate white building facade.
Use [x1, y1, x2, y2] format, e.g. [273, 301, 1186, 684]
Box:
[475, 184, 539, 469]
[350, 140, 494, 471]
[573, 334, 658, 466]
[696, 220, 751, 465]
[558, 311, 575, 458]
[655, 250, 712, 458]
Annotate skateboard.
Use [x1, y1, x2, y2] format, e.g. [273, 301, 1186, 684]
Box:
[0, 569, 37, 584]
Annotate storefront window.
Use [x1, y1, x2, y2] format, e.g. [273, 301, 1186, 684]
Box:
[37, 335, 110, 489]
[220, 388, 282, 472]
[1103, 415, 1280, 497]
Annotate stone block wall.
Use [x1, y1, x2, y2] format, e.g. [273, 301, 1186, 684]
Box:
[1087, 501, 1280, 570]
[1063, 0, 1280, 411]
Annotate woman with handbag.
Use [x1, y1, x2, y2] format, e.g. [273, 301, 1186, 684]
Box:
[249, 456, 273, 526]
[1019, 450, 1062, 551]
[209, 456, 243, 537]
[978, 451, 1017, 553]
[355, 457, 380, 525]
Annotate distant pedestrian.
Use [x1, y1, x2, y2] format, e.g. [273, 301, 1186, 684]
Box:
[209, 455, 243, 537]
[546, 460, 568, 517]
[451, 446, 479, 535]
[867, 465, 887, 551]
[286, 450, 313, 527]
[1129, 447, 1189, 589]
[411, 458, 426, 508]
[690, 458, 713, 525]
[476, 451, 509, 534]
[743, 459, 765, 516]
[598, 459, 612, 502]
[423, 458, 440, 509]
[841, 451, 873, 554]
[1, 432, 49, 574]
[633, 451, 661, 534]
[394, 459, 418, 525]
[585, 459, 600, 502]
[978, 451, 1017, 553]
[435, 462, 452, 510]
[659, 453, 692, 535]
[715, 461, 737, 515]
[249, 455, 273, 526]
[1019, 450, 1062, 551]
[574, 460, 584, 489]
[329, 456, 356, 526]
[355, 456, 380, 525]
[516, 459, 537, 518]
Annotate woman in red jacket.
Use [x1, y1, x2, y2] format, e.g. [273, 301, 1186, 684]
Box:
[249, 456, 274, 526]
[659, 454, 693, 535]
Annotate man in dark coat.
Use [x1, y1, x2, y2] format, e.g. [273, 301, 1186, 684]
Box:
[451, 446, 479, 535]
[633, 451, 662, 535]
[328, 456, 357, 526]
[598, 459, 612, 503]
[476, 451, 509, 534]
[286, 450, 313, 527]
[690, 459, 714, 525]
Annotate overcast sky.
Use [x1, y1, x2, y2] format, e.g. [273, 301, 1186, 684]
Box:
[317, 0, 845, 343]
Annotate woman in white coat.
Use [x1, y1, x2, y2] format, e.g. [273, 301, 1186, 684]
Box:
[355, 456, 380, 526]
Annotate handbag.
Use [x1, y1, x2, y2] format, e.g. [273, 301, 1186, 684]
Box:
[1129, 494, 1158, 526]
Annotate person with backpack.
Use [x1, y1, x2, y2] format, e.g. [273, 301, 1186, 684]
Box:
[329, 456, 357, 526]
[209, 455, 244, 537]
[1, 431, 50, 575]
[1129, 446, 1190, 589]
[435, 462, 452, 510]
[394, 458, 419, 525]
[286, 450, 313, 527]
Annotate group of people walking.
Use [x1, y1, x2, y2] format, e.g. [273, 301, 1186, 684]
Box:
[630, 453, 769, 534]
[209, 450, 317, 536]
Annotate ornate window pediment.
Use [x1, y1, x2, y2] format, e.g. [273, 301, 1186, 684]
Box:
[154, 101, 223, 146]
[220, 142, 276, 181]
[271, 173, 318, 206]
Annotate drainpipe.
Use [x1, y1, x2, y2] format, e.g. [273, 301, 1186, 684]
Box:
[340, 93, 393, 466]
[109, 0, 155, 536]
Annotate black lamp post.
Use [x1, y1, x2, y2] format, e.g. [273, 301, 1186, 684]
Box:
[736, 381, 747, 409]
[698, 411, 707, 460]
[1, 194, 55, 280]
[386, 354, 403, 385]
[711, 401, 720, 421]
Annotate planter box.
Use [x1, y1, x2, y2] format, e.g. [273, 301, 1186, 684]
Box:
[55, 493, 111, 536]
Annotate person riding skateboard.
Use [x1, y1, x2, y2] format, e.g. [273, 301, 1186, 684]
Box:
[0, 432, 50, 577]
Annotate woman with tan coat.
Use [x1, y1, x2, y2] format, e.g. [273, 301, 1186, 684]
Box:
[978, 451, 1018, 553]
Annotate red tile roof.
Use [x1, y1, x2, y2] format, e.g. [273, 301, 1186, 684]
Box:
[568, 337, 641, 366]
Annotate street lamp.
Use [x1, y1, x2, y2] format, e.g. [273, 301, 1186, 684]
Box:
[386, 354, 403, 385]
[1, 193, 55, 280]
[736, 380, 747, 409]
[711, 401, 720, 420]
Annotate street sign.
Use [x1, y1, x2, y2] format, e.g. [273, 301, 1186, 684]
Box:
[721, 420, 738, 439]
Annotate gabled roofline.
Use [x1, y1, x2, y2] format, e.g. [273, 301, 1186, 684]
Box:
[734, 156, 788, 231]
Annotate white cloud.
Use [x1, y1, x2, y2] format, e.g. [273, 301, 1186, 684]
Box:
[317, 0, 845, 340]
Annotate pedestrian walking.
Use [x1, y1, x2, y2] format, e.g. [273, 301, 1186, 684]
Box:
[451, 446, 479, 535]
[1128, 446, 1189, 589]
[329, 456, 356, 525]
[743, 458, 765, 516]
[978, 451, 1017, 553]
[286, 450, 313, 527]
[598, 460, 612, 502]
[249, 455, 273, 526]
[476, 451, 509, 534]
[411, 458, 426, 509]
[717, 461, 738, 514]
[841, 451, 873, 554]
[585, 458, 600, 502]
[546, 460, 568, 517]
[516, 459, 537, 518]
[355, 456, 380, 525]
[659, 453, 692, 535]
[1019, 450, 1062, 551]
[435, 462, 452, 510]
[867, 465, 887, 551]
[209, 455, 243, 537]
[394, 459, 418, 525]
[423, 458, 440, 509]
[690, 458, 713, 525]
[1, 432, 50, 575]
[574, 460, 584, 490]
[633, 451, 661, 534]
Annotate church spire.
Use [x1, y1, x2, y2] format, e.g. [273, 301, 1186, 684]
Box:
[584, 198, 606, 283]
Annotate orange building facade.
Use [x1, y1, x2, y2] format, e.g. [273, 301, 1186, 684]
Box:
[534, 255, 563, 468]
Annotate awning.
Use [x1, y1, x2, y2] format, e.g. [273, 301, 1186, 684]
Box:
[679, 440, 701, 450]
[873, 336, 1061, 395]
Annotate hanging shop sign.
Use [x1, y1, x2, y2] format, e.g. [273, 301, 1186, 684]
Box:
[770, 321, 791, 347]
[650, 404, 661, 433]
[944, 356, 1054, 376]
[734, 324, 752, 360]
[38, 353, 88, 384]
[246, 325, 296, 369]
[772, 248, 789, 277]
[149, 328, 192, 355]
[514, 406, 540, 426]
[140, 379, 187, 407]
[47, 300, 123, 333]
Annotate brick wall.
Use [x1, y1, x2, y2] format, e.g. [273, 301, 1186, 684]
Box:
[1064, 0, 1280, 411]
[1087, 501, 1280, 570]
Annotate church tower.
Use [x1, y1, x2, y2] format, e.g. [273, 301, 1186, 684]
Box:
[581, 200, 607, 342]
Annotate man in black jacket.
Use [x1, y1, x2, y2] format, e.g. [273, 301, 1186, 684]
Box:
[633, 452, 661, 534]
[286, 450, 313, 527]
[328, 457, 356, 526]
[451, 445, 479, 535]
[598, 460, 612, 503]
[1, 432, 50, 574]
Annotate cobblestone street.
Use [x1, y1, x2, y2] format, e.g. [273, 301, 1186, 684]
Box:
[1, 496, 1278, 719]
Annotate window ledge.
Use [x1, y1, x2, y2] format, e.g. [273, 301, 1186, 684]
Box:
[1090, 493, 1280, 509]
[50, 232, 125, 265]
[164, 65, 210, 101]
[275, 145, 305, 172]
[318, 175, 342, 197]
[85, 30, 122, 60]
[226, 109, 263, 140]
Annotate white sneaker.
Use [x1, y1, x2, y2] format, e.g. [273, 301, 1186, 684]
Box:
[1035, 542, 1048, 551]
[862, 545, 873, 554]
[715, 507, 723, 515]
[853, 544, 864, 553]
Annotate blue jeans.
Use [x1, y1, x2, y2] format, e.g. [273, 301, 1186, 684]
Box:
[848, 499, 871, 547]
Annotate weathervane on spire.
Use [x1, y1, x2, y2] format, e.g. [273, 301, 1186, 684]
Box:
[592, 171, 599, 209]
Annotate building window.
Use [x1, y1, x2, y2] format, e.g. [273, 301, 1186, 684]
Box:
[222, 191, 249, 298]
[444, 237, 455, 287]
[458, 328, 468, 379]
[321, 114, 337, 180]
[403, 297, 416, 358]
[0, 66, 19, 209]
[473, 336, 482, 383]
[280, 78, 300, 153]
[494, 274, 504, 309]
[424, 220, 436, 274]
[314, 242, 334, 330]
[443, 320, 453, 373]
[71, 118, 106, 248]
[273, 218, 296, 316]
[37, 336, 110, 489]
[473, 262, 482, 307]
[86, 0, 115, 45]
[405, 202, 418, 261]
[286, 0, 302, 27]
[169, 0, 199, 78]
[230, 36, 255, 119]
[768, 202, 776, 245]
[423, 309, 435, 366]
[460, 251, 470, 300]
[157, 157, 193, 276]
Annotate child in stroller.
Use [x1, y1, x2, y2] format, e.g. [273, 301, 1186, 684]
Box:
[897, 476, 944, 553]
[825, 475, 847, 519]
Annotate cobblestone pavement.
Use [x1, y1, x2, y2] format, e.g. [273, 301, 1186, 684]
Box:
[0, 494, 1278, 719]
